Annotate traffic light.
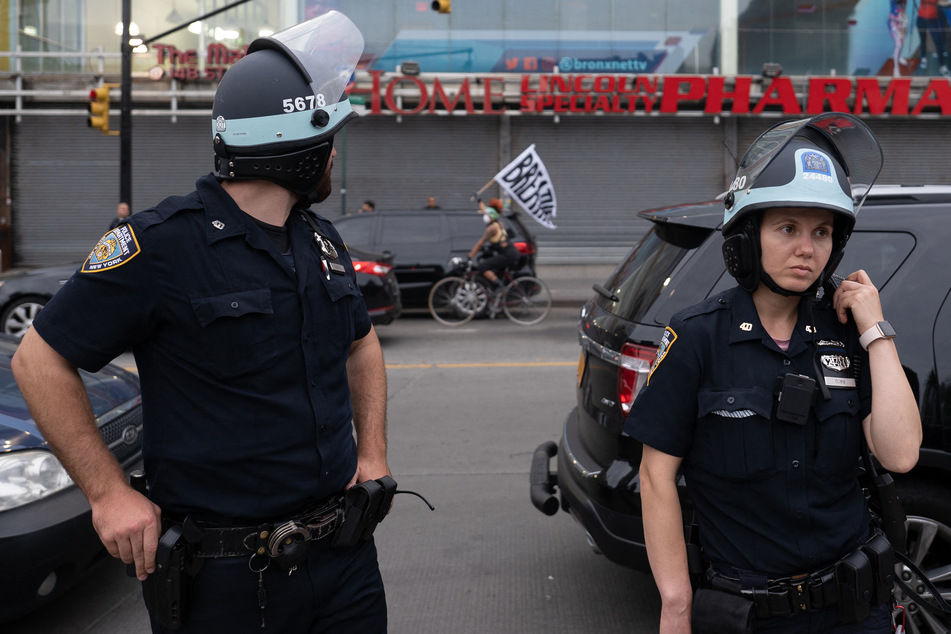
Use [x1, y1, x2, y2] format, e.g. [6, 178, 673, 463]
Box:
[431, 0, 450, 13]
[88, 84, 119, 135]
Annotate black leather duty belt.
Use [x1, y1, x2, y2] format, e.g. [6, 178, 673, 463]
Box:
[706, 567, 839, 619]
[168, 498, 342, 559]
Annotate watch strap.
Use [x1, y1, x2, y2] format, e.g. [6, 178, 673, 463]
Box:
[859, 320, 896, 350]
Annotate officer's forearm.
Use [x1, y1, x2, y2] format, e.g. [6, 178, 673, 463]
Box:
[864, 339, 921, 473]
[640, 446, 693, 624]
[12, 328, 127, 503]
[348, 327, 387, 465]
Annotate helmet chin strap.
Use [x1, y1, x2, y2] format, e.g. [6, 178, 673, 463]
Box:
[759, 270, 821, 298]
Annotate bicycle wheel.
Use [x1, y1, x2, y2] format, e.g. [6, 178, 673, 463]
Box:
[501, 276, 552, 326]
[428, 277, 485, 326]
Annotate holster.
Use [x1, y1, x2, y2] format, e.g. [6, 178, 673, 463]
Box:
[331, 475, 397, 549]
[142, 524, 203, 631]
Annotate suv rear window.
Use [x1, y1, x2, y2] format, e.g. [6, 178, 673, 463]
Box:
[605, 230, 696, 322]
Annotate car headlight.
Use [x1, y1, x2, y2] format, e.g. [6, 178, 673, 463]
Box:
[0, 450, 74, 512]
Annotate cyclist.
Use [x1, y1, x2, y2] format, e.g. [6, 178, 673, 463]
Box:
[468, 197, 520, 292]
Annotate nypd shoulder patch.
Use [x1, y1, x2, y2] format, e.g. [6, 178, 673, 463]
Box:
[82, 225, 141, 273]
[647, 326, 678, 384]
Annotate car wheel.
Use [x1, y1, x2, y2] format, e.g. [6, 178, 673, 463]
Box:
[1, 294, 47, 338]
[893, 478, 951, 634]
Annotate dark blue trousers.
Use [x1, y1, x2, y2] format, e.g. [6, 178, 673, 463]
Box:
[754, 603, 892, 633]
[147, 537, 386, 633]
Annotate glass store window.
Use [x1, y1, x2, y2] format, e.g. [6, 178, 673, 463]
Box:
[333, 0, 720, 75]
[18, 0, 85, 73]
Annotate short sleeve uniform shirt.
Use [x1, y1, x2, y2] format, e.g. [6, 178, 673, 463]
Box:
[625, 286, 872, 576]
[33, 174, 372, 522]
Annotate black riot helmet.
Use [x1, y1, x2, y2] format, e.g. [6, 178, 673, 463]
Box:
[211, 10, 364, 197]
[721, 113, 883, 295]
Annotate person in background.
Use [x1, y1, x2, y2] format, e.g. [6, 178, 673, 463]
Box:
[12, 11, 392, 633]
[631, 114, 920, 633]
[108, 201, 131, 230]
[916, 0, 950, 75]
[360, 200, 375, 213]
[424, 195, 441, 209]
[468, 197, 520, 293]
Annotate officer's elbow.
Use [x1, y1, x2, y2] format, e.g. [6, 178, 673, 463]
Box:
[879, 447, 919, 474]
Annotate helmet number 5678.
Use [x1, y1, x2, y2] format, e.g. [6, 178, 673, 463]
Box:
[283, 95, 326, 112]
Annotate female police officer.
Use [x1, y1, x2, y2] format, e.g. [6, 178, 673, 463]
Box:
[627, 113, 921, 633]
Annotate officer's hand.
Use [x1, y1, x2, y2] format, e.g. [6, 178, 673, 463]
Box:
[832, 269, 884, 333]
[348, 458, 392, 489]
[90, 485, 162, 581]
[348, 459, 394, 515]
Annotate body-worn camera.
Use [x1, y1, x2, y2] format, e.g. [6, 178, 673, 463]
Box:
[776, 373, 817, 425]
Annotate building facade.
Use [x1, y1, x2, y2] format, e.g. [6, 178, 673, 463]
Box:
[2, 0, 950, 267]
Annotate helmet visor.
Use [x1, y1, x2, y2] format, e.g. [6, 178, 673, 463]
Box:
[734, 113, 883, 213]
[265, 10, 364, 105]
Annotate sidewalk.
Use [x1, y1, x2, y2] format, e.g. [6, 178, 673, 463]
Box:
[535, 263, 616, 308]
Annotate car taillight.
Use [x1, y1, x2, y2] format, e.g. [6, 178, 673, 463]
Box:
[617, 343, 657, 415]
[513, 241, 535, 255]
[352, 261, 392, 276]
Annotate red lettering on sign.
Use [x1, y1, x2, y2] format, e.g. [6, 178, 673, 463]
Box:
[805, 78, 852, 114]
[855, 77, 911, 115]
[430, 77, 475, 114]
[752, 77, 802, 115]
[660, 76, 706, 113]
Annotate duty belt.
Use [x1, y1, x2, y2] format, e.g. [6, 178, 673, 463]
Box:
[168, 497, 342, 559]
[706, 567, 839, 619]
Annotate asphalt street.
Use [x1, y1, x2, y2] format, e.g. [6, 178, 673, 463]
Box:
[5, 265, 665, 634]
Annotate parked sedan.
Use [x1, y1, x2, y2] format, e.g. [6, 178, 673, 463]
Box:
[0, 246, 401, 336]
[0, 263, 74, 338]
[0, 334, 142, 623]
[349, 246, 402, 326]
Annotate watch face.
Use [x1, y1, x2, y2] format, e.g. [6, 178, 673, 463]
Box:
[880, 320, 897, 338]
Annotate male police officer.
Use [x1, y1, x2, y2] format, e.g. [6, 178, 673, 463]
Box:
[12, 12, 391, 633]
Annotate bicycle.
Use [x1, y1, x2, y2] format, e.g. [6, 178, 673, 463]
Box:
[428, 257, 552, 327]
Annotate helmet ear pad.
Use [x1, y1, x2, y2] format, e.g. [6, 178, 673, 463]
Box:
[722, 216, 761, 292]
[214, 136, 334, 197]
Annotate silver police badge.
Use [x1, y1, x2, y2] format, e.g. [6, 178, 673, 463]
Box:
[822, 354, 850, 372]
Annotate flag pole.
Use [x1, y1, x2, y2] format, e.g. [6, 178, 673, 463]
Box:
[470, 178, 495, 200]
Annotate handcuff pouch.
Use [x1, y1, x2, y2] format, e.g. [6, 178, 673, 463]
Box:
[834, 549, 873, 623]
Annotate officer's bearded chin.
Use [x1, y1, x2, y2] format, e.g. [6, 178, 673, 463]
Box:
[305, 171, 333, 205]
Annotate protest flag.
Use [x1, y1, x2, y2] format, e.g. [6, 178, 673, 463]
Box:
[492, 145, 557, 229]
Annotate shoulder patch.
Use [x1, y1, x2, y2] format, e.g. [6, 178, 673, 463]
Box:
[647, 326, 678, 384]
[82, 225, 141, 273]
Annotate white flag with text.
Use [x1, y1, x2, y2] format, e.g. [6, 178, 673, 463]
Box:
[493, 145, 557, 229]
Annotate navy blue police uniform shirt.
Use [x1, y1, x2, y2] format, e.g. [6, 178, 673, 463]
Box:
[625, 286, 873, 577]
[32, 173, 372, 522]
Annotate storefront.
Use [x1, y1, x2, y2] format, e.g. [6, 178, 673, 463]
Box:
[4, 0, 951, 266]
